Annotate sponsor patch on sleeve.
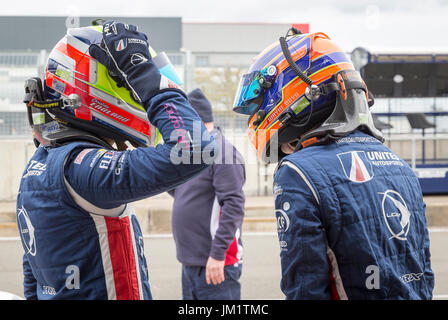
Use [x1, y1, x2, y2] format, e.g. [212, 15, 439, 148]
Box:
[89, 149, 107, 168]
[98, 151, 122, 170]
[74, 148, 94, 165]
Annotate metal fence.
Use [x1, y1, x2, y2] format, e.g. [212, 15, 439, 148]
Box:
[0, 51, 45, 137]
[1, 50, 448, 198]
[0, 50, 257, 137]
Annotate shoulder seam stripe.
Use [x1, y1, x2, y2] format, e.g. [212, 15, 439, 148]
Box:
[62, 153, 126, 217]
[281, 161, 320, 205]
[64, 175, 126, 217]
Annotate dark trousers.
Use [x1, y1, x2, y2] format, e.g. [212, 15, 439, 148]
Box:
[181, 263, 242, 300]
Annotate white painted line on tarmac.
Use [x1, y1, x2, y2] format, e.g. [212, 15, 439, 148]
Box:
[143, 234, 172, 239]
[0, 237, 19, 241]
[429, 227, 448, 233]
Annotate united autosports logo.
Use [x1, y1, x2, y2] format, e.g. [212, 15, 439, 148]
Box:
[115, 38, 127, 51]
[337, 151, 374, 183]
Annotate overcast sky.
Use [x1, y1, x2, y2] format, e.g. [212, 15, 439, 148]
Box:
[2, 0, 448, 51]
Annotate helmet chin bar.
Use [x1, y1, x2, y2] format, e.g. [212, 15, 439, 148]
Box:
[42, 126, 114, 149]
[259, 70, 383, 163]
[296, 69, 383, 151]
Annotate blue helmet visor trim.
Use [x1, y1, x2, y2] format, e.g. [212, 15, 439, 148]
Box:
[232, 71, 264, 115]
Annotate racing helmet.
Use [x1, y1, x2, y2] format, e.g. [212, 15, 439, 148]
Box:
[233, 29, 382, 162]
[24, 25, 183, 148]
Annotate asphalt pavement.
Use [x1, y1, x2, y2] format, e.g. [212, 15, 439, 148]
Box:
[1, 230, 447, 300]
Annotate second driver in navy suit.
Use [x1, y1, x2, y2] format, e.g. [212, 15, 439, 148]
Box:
[18, 21, 216, 300]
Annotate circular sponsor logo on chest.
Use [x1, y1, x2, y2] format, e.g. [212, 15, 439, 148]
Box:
[17, 206, 37, 256]
[380, 190, 411, 241]
[276, 209, 290, 233]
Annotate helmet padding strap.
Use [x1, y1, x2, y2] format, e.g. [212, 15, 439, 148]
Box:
[295, 70, 383, 150]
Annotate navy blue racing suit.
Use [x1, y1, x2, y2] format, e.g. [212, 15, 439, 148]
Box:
[274, 130, 434, 299]
[16, 91, 216, 299]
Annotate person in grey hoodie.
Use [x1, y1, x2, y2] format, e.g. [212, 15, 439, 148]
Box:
[169, 88, 246, 300]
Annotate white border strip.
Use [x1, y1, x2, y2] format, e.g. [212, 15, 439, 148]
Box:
[90, 214, 117, 300]
[429, 227, 448, 233]
[0, 237, 20, 241]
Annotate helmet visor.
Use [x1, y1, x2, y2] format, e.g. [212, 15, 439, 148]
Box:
[232, 71, 264, 115]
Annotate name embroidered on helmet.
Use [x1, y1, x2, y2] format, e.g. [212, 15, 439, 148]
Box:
[266, 91, 301, 124]
[89, 98, 130, 123]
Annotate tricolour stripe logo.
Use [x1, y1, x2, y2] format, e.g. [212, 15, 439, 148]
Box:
[337, 151, 374, 183]
[114, 38, 127, 51]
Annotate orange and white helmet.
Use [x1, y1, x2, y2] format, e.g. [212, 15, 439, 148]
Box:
[233, 29, 382, 162]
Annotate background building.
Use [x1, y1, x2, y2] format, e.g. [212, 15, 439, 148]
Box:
[0, 17, 309, 199]
[0, 16, 447, 199]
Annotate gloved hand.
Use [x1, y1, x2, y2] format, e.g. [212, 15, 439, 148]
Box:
[89, 20, 177, 107]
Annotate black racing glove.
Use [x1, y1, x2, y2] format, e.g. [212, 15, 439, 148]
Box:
[89, 20, 178, 107]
